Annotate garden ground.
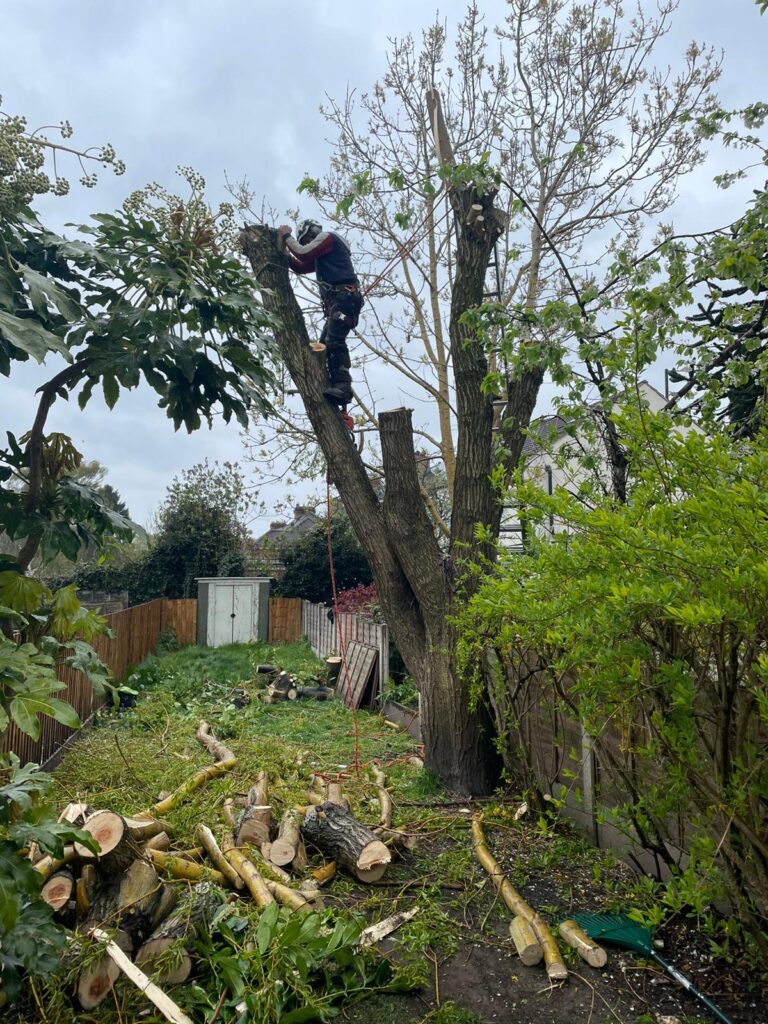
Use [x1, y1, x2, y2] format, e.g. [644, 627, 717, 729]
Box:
[12, 641, 765, 1024]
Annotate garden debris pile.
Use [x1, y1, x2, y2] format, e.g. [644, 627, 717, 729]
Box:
[16, 641, 758, 1024]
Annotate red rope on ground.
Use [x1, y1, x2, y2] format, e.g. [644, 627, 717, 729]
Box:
[326, 472, 361, 772]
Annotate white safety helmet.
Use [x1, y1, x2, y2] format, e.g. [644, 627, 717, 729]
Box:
[296, 218, 322, 244]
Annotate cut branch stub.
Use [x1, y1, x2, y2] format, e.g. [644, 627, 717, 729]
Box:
[301, 802, 391, 882]
[236, 772, 271, 847]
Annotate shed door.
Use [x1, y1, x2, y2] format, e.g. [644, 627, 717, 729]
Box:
[231, 584, 255, 644]
[211, 584, 235, 647]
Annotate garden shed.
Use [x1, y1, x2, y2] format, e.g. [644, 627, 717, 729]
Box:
[196, 577, 271, 647]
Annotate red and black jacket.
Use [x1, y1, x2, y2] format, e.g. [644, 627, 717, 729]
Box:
[285, 231, 359, 295]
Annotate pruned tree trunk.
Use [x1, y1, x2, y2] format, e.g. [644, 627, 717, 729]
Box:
[302, 802, 390, 881]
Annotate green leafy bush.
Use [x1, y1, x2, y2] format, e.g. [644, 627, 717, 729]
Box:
[462, 414, 768, 957]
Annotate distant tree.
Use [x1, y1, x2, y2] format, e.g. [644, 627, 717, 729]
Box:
[275, 509, 372, 605]
[73, 460, 131, 519]
[142, 461, 254, 599]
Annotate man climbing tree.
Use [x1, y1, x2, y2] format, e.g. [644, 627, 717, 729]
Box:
[278, 218, 363, 430]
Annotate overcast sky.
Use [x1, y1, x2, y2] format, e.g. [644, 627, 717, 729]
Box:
[1, 0, 765, 532]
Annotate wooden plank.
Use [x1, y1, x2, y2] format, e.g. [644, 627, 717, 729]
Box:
[338, 641, 378, 710]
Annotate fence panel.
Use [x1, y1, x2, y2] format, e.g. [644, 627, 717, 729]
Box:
[269, 597, 303, 643]
[301, 601, 389, 696]
[161, 598, 197, 644]
[1, 598, 195, 767]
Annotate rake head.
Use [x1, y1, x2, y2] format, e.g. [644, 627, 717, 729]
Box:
[573, 912, 654, 956]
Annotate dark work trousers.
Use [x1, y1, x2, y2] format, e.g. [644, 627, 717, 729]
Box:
[319, 286, 363, 402]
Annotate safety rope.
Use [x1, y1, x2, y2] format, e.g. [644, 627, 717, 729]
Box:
[326, 471, 361, 772]
[362, 196, 453, 298]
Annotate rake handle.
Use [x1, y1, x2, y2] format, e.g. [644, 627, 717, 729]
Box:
[652, 952, 734, 1024]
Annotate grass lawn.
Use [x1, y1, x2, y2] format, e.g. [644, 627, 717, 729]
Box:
[10, 641, 761, 1024]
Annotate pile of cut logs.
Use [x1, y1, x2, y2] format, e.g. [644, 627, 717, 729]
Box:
[36, 718, 408, 1020]
[257, 660, 339, 704]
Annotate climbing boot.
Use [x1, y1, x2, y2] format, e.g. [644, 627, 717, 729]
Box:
[323, 385, 353, 405]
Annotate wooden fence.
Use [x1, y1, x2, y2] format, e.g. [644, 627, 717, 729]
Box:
[1, 598, 197, 769]
[301, 600, 389, 696]
[268, 597, 303, 644]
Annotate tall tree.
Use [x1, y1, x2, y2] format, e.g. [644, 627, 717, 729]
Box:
[240, 2, 720, 793]
[241, 0, 719, 517]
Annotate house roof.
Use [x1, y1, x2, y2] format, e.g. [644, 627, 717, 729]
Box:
[521, 414, 570, 457]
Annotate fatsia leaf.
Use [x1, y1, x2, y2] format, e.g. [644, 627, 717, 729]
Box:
[0, 572, 50, 614]
[0, 310, 71, 363]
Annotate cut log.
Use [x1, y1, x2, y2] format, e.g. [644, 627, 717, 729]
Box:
[236, 772, 271, 848]
[196, 824, 244, 889]
[196, 720, 235, 763]
[471, 815, 567, 982]
[270, 810, 303, 866]
[76, 863, 98, 918]
[255, 663, 276, 676]
[86, 858, 161, 943]
[325, 656, 342, 685]
[301, 803, 391, 882]
[40, 869, 75, 914]
[295, 686, 334, 700]
[75, 811, 136, 875]
[251, 844, 292, 883]
[34, 845, 77, 880]
[175, 846, 205, 862]
[148, 883, 178, 932]
[265, 879, 309, 911]
[124, 815, 170, 843]
[221, 839, 274, 907]
[92, 927, 194, 1024]
[274, 670, 294, 693]
[222, 798, 236, 829]
[558, 920, 608, 968]
[136, 883, 223, 987]
[153, 758, 237, 816]
[510, 916, 544, 966]
[144, 831, 171, 853]
[407, 756, 424, 769]
[286, 687, 298, 700]
[148, 849, 227, 886]
[76, 929, 133, 1010]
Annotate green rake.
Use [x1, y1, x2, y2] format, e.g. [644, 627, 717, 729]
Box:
[573, 912, 734, 1024]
